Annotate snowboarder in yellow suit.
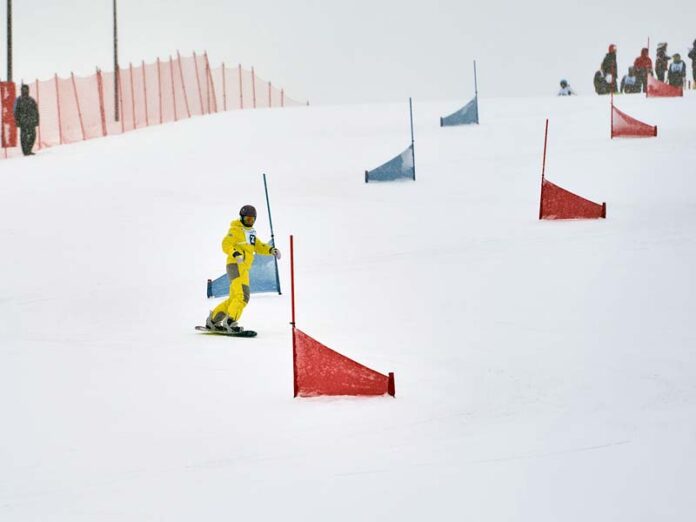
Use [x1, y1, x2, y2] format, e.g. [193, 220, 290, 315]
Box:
[206, 205, 281, 332]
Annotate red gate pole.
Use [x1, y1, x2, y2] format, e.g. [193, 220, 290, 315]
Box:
[290, 234, 298, 397]
[35, 79, 42, 148]
[157, 57, 163, 124]
[290, 234, 296, 327]
[192, 51, 204, 114]
[70, 72, 86, 140]
[176, 51, 191, 119]
[96, 68, 107, 137]
[238, 64, 244, 109]
[610, 90, 614, 139]
[142, 60, 149, 127]
[251, 66, 257, 108]
[54, 74, 63, 145]
[129, 63, 136, 128]
[169, 56, 178, 122]
[222, 62, 227, 111]
[538, 118, 549, 220]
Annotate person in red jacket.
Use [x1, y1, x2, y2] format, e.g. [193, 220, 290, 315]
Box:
[633, 48, 653, 93]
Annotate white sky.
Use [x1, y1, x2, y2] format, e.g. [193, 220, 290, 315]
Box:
[0, 1, 694, 104]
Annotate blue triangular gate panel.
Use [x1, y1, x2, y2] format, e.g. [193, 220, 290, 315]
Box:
[207, 249, 280, 298]
[365, 144, 415, 183]
[441, 95, 479, 126]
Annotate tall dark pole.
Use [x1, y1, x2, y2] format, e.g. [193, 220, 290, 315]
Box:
[113, 0, 119, 121]
[7, 0, 12, 81]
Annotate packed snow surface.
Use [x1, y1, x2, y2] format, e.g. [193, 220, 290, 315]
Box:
[1, 92, 695, 521]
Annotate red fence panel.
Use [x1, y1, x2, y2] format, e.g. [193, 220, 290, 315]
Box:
[1, 82, 17, 148]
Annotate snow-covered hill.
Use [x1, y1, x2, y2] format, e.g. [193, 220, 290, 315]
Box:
[1, 92, 695, 521]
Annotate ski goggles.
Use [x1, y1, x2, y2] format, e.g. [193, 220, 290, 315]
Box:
[242, 215, 256, 226]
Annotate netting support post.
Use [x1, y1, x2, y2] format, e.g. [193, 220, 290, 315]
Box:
[129, 63, 136, 128]
[281, 89, 284, 108]
[251, 66, 257, 108]
[192, 51, 204, 115]
[70, 72, 86, 141]
[204, 52, 217, 113]
[169, 56, 178, 122]
[142, 60, 149, 127]
[238, 64, 243, 109]
[268, 81, 272, 108]
[54, 74, 63, 145]
[601, 203, 607, 219]
[157, 58, 163, 125]
[96, 68, 107, 137]
[117, 67, 125, 133]
[176, 51, 192, 119]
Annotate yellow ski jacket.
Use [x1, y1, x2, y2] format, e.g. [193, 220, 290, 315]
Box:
[221, 219, 273, 270]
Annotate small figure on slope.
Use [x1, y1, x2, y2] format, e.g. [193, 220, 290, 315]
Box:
[594, 70, 610, 95]
[633, 48, 653, 93]
[620, 66, 642, 94]
[204, 205, 281, 333]
[667, 54, 687, 87]
[601, 44, 619, 93]
[557, 79, 575, 96]
[655, 43, 670, 83]
[13, 84, 40, 156]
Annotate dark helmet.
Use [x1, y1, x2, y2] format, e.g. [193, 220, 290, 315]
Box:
[239, 205, 257, 218]
[560, 79, 568, 88]
[20, 84, 29, 95]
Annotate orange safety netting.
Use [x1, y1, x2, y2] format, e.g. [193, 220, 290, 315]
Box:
[2, 52, 306, 159]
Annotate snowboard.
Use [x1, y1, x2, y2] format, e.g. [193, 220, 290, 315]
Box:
[195, 326, 257, 337]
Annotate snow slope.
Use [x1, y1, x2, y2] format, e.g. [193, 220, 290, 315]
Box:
[1, 92, 695, 521]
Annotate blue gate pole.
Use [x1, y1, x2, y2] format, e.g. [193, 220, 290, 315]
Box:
[263, 173, 282, 294]
[409, 97, 416, 181]
[473, 60, 479, 124]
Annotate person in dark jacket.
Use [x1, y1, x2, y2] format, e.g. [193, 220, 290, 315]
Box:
[655, 42, 670, 82]
[633, 48, 653, 92]
[13, 84, 39, 156]
[594, 70, 610, 94]
[667, 54, 686, 87]
[688, 40, 696, 85]
[601, 44, 618, 93]
[621, 66, 641, 94]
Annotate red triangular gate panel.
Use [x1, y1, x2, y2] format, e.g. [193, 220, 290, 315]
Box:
[646, 75, 683, 98]
[540, 179, 606, 220]
[611, 104, 657, 138]
[293, 328, 395, 397]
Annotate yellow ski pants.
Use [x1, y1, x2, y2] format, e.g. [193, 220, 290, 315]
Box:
[211, 263, 250, 322]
